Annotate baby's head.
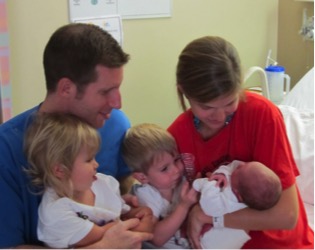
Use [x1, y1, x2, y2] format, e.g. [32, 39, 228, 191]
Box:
[122, 123, 179, 174]
[231, 161, 282, 210]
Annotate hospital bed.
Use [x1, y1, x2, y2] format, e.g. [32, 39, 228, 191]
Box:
[279, 67, 314, 230]
[245, 67, 314, 230]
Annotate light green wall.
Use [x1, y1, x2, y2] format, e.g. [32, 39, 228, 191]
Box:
[8, 0, 278, 128]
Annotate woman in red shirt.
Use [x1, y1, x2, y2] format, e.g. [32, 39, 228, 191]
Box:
[168, 36, 314, 249]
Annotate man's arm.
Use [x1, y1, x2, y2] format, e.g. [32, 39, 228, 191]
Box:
[80, 219, 153, 249]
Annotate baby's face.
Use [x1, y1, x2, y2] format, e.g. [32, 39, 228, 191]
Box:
[231, 163, 243, 189]
[230, 162, 254, 201]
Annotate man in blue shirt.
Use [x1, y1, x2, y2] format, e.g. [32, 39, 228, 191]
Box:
[0, 23, 152, 248]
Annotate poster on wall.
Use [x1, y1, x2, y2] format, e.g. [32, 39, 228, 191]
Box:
[117, 0, 172, 19]
[68, 0, 172, 21]
[73, 15, 123, 46]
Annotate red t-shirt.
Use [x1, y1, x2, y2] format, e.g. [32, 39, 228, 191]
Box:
[168, 92, 314, 249]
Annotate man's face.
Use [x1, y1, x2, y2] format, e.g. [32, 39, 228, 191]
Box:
[70, 65, 124, 128]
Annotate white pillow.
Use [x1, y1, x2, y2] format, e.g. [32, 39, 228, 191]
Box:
[279, 105, 314, 205]
[281, 67, 314, 111]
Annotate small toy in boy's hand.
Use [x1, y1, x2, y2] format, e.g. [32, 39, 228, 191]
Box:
[181, 153, 196, 183]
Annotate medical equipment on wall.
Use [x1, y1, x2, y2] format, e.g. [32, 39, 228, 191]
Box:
[299, 8, 314, 41]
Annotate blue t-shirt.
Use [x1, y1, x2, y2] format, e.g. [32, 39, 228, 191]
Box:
[0, 106, 131, 248]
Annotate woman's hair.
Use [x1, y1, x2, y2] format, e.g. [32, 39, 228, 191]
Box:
[24, 113, 100, 197]
[176, 36, 243, 111]
[122, 123, 178, 174]
[43, 23, 130, 94]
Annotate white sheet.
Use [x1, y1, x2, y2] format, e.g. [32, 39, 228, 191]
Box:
[281, 67, 314, 111]
[305, 203, 314, 230]
[279, 105, 314, 206]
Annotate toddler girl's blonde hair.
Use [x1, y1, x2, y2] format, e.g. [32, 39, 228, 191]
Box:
[24, 113, 100, 198]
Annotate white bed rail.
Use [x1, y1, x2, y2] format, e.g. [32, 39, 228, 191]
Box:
[244, 66, 270, 100]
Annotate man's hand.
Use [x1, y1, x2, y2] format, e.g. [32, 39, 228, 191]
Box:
[122, 206, 154, 233]
[91, 218, 153, 249]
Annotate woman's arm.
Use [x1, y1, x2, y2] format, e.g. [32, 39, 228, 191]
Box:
[225, 184, 298, 230]
[187, 184, 299, 249]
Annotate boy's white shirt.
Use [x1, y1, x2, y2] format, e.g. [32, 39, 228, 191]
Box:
[37, 173, 130, 248]
[132, 180, 190, 249]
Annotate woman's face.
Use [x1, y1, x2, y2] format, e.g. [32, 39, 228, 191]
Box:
[189, 92, 240, 132]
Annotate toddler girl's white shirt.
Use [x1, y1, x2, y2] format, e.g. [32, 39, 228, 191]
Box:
[37, 173, 130, 248]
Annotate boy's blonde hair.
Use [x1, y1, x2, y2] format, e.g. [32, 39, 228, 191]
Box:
[122, 123, 177, 173]
[24, 113, 100, 198]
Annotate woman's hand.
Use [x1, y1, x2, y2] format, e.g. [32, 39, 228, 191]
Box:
[186, 204, 212, 249]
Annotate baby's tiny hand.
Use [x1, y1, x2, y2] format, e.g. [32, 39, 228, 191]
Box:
[208, 173, 227, 188]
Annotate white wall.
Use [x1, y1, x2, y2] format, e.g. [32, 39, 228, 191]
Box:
[8, 0, 278, 128]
